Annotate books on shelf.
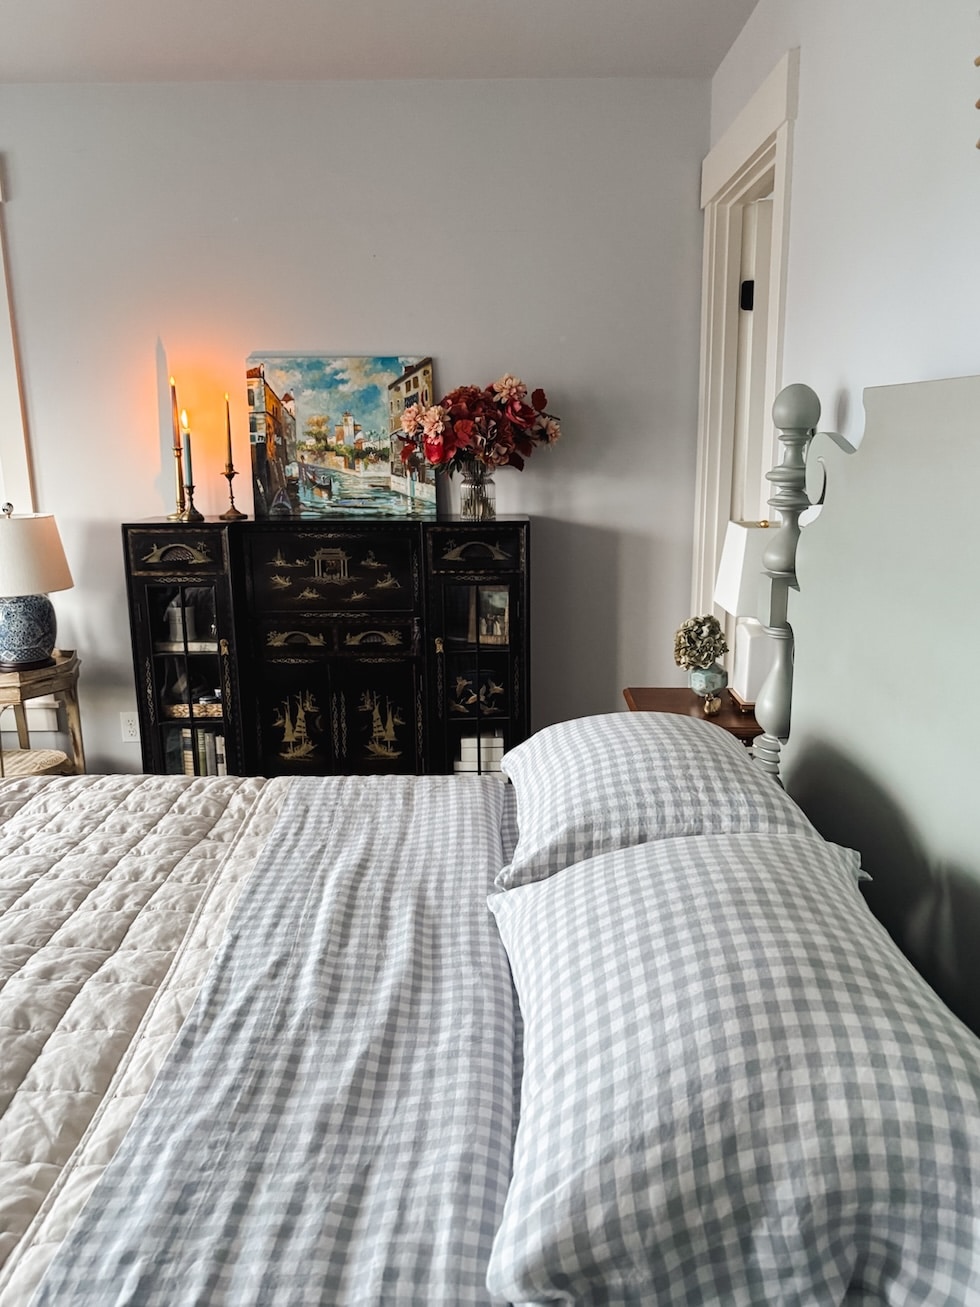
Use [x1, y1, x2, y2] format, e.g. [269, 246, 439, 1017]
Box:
[179, 727, 228, 776]
[455, 731, 505, 773]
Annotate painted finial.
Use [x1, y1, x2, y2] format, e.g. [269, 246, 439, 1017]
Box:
[772, 383, 821, 433]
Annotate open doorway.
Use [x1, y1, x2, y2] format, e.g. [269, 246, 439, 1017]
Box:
[691, 50, 799, 633]
[0, 172, 34, 510]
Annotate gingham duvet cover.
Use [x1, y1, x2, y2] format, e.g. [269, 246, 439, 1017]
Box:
[31, 775, 518, 1307]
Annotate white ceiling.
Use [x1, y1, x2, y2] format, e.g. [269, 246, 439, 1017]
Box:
[0, 0, 757, 83]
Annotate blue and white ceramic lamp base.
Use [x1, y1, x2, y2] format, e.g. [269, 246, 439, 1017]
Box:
[0, 594, 59, 670]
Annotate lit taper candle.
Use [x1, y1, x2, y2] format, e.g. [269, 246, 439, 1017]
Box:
[180, 410, 193, 486]
[225, 393, 233, 471]
[169, 377, 181, 451]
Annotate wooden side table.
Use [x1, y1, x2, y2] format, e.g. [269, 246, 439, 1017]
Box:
[0, 650, 86, 777]
[623, 686, 762, 744]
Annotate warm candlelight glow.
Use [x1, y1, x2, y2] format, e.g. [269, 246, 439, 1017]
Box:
[180, 409, 190, 434]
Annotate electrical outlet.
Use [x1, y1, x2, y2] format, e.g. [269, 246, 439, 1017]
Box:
[120, 711, 141, 743]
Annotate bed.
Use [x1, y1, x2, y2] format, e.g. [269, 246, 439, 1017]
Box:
[3, 383, 980, 1306]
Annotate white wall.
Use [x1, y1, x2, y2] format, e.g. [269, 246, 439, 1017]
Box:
[712, 0, 980, 1026]
[713, 0, 980, 442]
[0, 77, 708, 770]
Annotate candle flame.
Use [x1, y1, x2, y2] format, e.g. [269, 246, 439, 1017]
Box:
[180, 409, 189, 432]
[169, 376, 176, 387]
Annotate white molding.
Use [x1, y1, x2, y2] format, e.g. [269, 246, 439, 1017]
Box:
[690, 50, 798, 616]
[701, 50, 799, 209]
[0, 167, 35, 511]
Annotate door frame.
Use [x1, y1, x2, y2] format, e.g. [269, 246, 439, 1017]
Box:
[691, 49, 799, 614]
[0, 170, 34, 510]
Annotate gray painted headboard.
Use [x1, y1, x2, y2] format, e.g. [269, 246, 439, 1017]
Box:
[774, 374, 978, 1032]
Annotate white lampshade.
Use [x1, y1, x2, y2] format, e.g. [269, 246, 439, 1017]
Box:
[0, 511, 73, 598]
[713, 520, 775, 709]
[713, 520, 772, 618]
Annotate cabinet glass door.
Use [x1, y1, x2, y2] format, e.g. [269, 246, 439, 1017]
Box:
[440, 581, 516, 773]
[145, 582, 229, 775]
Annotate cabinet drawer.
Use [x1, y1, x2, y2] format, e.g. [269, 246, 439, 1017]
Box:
[126, 528, 228, 577]
[335, 616, 418, 656]
[249, 528, 419, 614]
[425, 525, 525, 574]
[256, 618, 335, 658]
[255, 616, 419, 659]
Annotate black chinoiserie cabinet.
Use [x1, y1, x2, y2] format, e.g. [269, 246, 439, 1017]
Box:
[122, 518, 529, 777]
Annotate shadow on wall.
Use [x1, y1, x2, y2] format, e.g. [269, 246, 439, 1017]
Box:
[787, 740, 980, 1038]
[529, 516, 620, 733]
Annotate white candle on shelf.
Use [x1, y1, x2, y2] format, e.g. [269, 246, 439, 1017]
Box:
[180, 410, 193, 485]
[170, 377, 181, 451]
[225, 394, 233, 470]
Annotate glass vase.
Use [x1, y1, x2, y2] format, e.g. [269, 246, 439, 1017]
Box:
[459, 462, 496, 521]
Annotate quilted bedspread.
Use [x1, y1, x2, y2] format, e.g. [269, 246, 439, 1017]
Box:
[28, 775, 518, 1307]
[0, 773, 289, 1306]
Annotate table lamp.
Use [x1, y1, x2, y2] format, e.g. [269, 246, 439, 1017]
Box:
[713, 519, 774, 710]
[0, 504, 74, 671]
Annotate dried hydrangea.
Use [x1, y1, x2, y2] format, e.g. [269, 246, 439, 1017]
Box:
[673, 614, 729, 670]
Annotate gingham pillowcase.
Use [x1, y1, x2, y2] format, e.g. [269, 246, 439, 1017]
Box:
[486, 833, 980, 1304]
[495, 711, 814, 889]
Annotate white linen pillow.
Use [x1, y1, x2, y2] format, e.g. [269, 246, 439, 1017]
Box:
[495, 711, 814, 889]
[486, 834, 980, 1305]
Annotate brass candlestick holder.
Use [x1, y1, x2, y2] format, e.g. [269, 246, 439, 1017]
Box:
[220, 463, 248, 520]
[178, 482, 204, 522]
[168, 445, 187, 519]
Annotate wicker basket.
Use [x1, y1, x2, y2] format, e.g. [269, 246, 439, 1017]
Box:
[163, 703, 224, 719]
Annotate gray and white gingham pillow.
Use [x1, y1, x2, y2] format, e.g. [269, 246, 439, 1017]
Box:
[487, 833, 980, 1304]
[496, 711, 813, 889]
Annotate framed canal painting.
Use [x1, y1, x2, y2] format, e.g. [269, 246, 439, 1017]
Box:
[246, 354, 438, 519]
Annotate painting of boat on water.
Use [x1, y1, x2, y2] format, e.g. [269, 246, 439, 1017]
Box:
[247, 353, 438, 519]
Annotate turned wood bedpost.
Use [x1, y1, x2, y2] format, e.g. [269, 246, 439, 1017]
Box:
[752, 382, 821, 781]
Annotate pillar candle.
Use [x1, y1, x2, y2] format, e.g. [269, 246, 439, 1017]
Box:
[225, 394, 233, 470]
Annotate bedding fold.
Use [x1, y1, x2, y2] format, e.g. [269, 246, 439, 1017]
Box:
[0, 774, 289, 1306]
[29, 775, 518, 1307]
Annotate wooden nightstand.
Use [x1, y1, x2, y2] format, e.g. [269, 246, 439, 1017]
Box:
[0, 650, 86, 778]
[623, 686, 762, 744]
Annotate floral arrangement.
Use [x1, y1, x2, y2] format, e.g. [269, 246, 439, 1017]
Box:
[397, 373, 561, 474]
[673, 614, 729, 670]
